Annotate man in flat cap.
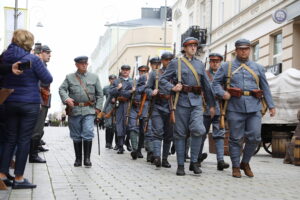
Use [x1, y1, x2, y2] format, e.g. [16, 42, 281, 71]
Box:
[109, 65, 134, 154]
[160, 37, 216, 176]
[102, 74, 117, 149]
[59, 56, 103, 167]
[29, 45, 53, 163]
[213, 39, 276, 178]
[197, 53, 230, 171]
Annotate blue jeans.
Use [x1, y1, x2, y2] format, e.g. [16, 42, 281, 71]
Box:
[0, 102, 40, 176]
[68, 114, 95, 141]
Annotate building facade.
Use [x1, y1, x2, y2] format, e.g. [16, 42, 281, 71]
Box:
[171, 0, 300, 73]
[90, 7, 173, 86]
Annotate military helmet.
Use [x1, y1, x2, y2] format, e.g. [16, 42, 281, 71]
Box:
[149, 57, 161, 64]
[161, 52, 174, 60]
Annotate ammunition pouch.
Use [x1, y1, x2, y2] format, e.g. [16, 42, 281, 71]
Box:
[117, 96, 129, 102]
[251, 89, 263, 99]
[227, 87, 242, 97]
[181, 84, 202, 95]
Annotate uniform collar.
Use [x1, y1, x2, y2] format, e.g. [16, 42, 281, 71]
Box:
[209, 68, 216, 76]
[76, 71, 87, 76]
[120, 76, 129, 81]
[235, 58, 250, 66]
[184, 55, 195, 61]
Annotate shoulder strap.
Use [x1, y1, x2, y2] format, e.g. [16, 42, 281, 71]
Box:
[206, 70, 213, 81]
[75, 74, 91, 101]
[181, 57, 200, 86]
[241, 63, 259, 86]
[226, 61, 232, 89]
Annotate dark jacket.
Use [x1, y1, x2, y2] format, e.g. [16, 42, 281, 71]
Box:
[0, 64, 12, 75]
[1, 43, 53, 103]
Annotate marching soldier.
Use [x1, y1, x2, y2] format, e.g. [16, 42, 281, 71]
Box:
[145, 52, 174, 168]
[103, 75, 117, 149]
[160, 37, 216, 175]
[110, 65, 134, 154]
[129, 65, 149, 159]
[212, 39, 276, 178]
[198, 53, 230, 170]
[59, 56, 103, 167]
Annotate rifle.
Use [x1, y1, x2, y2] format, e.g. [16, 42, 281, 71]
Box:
[173, 42, 176, 57]
[136, 55, 150, 120]
[96, 117, 101, 155]
[144, 69, 159, 132]
[220, 44, 228, 129]
[125, 66, 136, 126]
[169, 92, 176, 123]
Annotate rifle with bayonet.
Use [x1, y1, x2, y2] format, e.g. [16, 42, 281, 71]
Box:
[220, 44, 228, 129]
[169, 44, 177, 123]
[125, 66, 136, 126]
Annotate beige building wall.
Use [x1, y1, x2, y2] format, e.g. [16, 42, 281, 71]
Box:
[108, 26, 173, 75]
[209, 0, 300, 71]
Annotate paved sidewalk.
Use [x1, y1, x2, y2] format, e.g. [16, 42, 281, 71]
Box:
[1, 127, 299, 200]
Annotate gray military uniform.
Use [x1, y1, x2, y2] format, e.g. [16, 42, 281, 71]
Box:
[160, 56, 215, 166]
[212, 59, 275, 167]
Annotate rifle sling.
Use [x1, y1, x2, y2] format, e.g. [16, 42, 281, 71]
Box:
[181, 57, 200, 86]
[75, 74, 92, 102]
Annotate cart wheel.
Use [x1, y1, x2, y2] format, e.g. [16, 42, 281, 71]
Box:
[263, 141, 272, 154]
[253, 142, 261, 155]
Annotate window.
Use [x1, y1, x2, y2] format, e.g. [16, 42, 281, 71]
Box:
[219, 0, 224, 25]
[234, 0, 241, 14]
[189, 12, 194, 26]
[200, 1, 206, 27]
[273, 33, 282, 64]
[252, 43, 259, 62]
[135, 56, 142, 74]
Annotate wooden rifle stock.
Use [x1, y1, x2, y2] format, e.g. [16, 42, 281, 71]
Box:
[169, 94, 176, 123]
[137, 93, 147, 119]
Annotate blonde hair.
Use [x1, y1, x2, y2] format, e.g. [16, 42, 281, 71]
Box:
[11, 29, 34, 51]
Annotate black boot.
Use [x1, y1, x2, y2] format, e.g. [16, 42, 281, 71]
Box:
[176, 165, 185, 176]
[29, 139, 46, 163]
[131, 151, 138, 160]
[189, 162, 202, 174]
[153, 156, 161, 167]
[83, 140, 92, 167]
[73, 141, 82, 167]
[162, 159, 171, 168]
[137, 151, 143, 158]
[217, 160, 230, 171]
[146, 152, 153, 162]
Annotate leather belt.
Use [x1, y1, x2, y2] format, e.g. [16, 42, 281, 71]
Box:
[132, 101, 140, 107]
[117, 96, 129, 102]
[181, 84, 202, 95]
[157, 93, 171, 100]
[73, 101, 93, 107]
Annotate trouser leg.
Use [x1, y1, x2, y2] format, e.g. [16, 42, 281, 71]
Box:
[190, 136, 202, 163]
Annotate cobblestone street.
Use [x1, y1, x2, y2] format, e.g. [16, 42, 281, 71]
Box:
[1, 127, 299, 200]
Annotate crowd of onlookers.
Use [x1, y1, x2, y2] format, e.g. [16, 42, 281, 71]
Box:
[0, 29, 53, 190]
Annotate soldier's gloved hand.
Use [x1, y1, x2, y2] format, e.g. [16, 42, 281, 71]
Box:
[223, 91, 231, 100]
[172, 83, 182, 92]
[117, 83, 123, 90]
[152, 89, 159, 96]
[210, 107, 216, 118]
[269, 108, 276, 117]
[65, 98, 75, 107]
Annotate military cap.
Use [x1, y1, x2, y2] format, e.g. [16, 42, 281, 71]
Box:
[108, 74, 117, 79]
[74, 56, 88, 63]
[41, 45, 51, 52]
[209, 53, 223, 60]
[235, 39, 251, 48]
[150, 57, 161, 64]
[138, 65, 149, 71]
[161, 52, 174, 60]
[121, 65, 131, 70]
[182, 37, 199, 47]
